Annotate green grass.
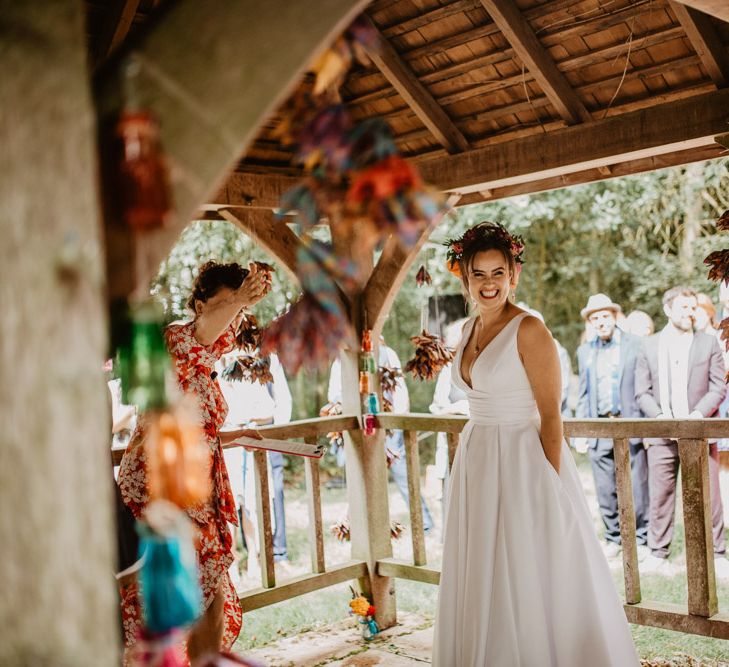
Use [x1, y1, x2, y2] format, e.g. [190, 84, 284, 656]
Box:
[234, 458, 729, 664]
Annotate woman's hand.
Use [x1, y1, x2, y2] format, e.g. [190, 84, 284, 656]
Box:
[236, 263, 272, 309]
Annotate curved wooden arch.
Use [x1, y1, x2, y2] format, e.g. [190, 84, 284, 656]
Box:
[97, 0, 370, 301]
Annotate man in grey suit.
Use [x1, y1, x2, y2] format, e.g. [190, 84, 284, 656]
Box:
[576, 293, 649, 558]
[635, 286, 728, 576]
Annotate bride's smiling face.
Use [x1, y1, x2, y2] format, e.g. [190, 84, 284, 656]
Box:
[465, 249, 517, 310]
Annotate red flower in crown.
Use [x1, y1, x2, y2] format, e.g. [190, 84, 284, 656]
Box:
[444, 221, 525, 276]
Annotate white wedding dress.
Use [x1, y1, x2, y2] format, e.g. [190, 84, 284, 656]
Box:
[433, 313, 638, 666]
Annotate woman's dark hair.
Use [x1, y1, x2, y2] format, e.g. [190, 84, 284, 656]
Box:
[187, 261, 248, 311]
[459, 225, 517, 294]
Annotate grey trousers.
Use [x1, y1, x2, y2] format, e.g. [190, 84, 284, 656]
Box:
[647, 441, 726, 558]
[588, 438, 650, 545]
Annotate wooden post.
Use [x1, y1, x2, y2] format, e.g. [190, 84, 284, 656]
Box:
[447, 431, 459, 470]
[0, 2, 118, 663]
[613, 437, 641, 604]
[678, 438, 718, 617]
[253, 450, 276, 589]
[304, 436, 326, 574]
[404, 430, 427, 565]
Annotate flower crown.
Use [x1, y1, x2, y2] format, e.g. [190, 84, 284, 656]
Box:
[445, 222, 525, 277]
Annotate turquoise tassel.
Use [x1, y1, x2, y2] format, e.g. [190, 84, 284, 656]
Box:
[137, 502, 202, 634]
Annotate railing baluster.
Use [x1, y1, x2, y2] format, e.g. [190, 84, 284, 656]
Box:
[304, 436, 326, 574]
[677, 438, 718, 617]
[253, 449, 276, 589]
[404, 430, 426, 566]
[446, 431, 459, 470]
[613, 437, 641, 604]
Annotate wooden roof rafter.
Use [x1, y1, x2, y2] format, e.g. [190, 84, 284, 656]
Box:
[363, 19, 469, 153]
[669, 0, 729, 87]
[477, 0, 591, 125]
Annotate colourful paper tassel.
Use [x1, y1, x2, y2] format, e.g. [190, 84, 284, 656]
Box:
[137, 501, 202, 634]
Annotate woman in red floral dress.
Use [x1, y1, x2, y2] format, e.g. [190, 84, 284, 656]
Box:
[117, 261, 271, 662]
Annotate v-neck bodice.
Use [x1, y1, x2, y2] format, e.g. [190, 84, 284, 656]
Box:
[453, 312, 539, 425]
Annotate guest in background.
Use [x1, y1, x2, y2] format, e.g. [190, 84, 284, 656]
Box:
[217, 348, 293, 576]
[695, 293, 718, 335]
[626, 310, 655, 338]
[576, 294, 649, 559]
[635, 286, 728, 577]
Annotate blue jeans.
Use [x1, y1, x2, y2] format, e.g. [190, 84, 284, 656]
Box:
[388, 430, 434, 532]
[269, 452, 288, 561]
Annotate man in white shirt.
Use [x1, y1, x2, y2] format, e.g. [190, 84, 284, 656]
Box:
[217, 351, 293, 565]
[635, 286, 728, 576]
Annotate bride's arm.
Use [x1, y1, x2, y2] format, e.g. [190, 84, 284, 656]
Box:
[518, 316, 563, 473]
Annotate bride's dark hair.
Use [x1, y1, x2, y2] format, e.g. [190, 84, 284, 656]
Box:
[445, 222, 524, 293]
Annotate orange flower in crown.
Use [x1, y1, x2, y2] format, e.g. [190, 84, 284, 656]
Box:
[444, 221, 525, 277]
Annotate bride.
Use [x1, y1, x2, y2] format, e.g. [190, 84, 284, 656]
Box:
[432, 222, 638, 666]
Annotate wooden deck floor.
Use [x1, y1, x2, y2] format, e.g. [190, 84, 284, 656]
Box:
[245, 611, 433, 666]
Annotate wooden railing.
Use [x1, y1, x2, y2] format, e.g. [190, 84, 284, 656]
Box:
[377, 413, 729, 640]
[113, 413, 729, 639]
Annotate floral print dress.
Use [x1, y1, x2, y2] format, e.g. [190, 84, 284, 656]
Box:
[117, 321, 242, 653]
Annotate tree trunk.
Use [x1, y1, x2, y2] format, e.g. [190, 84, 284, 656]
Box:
[0, 2, 118, 664]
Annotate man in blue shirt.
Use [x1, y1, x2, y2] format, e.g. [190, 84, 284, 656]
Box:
[576, 294, 649, 558]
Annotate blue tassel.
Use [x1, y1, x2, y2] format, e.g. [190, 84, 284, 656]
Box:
[137, 503, 202, 634]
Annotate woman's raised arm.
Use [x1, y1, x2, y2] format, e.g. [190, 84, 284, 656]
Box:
[194, 264, 270, 346]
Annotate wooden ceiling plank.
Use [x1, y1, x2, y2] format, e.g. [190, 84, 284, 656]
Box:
[93, 0, 141, 65]
[669, 0, 729, 87]
[479, 0, 591, 124]
[364, 22, 469, 152]
[672, 1, 729, 23]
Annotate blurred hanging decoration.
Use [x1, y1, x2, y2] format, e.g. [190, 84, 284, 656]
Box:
[379, 365, 402, 413]
[110, 57, 172, 232]
[405, 330, 453, 381]
[146, 402, 211, 507]
[137, 500, 202, 635]
[416, 265, 432, 287]
[262, 16, 451, 375]
[330, 518, 351, 542]
[261, 240, 357, 375]
[221, 353, 273, 386]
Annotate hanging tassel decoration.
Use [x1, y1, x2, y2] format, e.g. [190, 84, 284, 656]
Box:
[137, 500, 203, 635]
[146, 402, 211, 508]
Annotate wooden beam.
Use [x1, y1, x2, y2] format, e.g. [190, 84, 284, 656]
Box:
[623, 600, 729, 639]
[211, 171, 299, 210]
[376, 558, 441, 585]
[670, 1, 729, 88]
[363, 21, 469, 153]
[96, 0, 371, 301]
[240, 560, 368, 612]
[455, 144, 725, 205]
[363, 194, 460, 336]
[673, 0, 729, 23]
[479, 0, 591, 124]
[93, 0, 141, 66]
[218, 208, 300, 283]
[416, 89, 729, 195]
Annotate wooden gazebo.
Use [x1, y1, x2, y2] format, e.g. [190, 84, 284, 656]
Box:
[3, 0, 729, 662]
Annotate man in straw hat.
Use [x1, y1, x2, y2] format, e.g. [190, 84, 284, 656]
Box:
[576, 293, 649, 560]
